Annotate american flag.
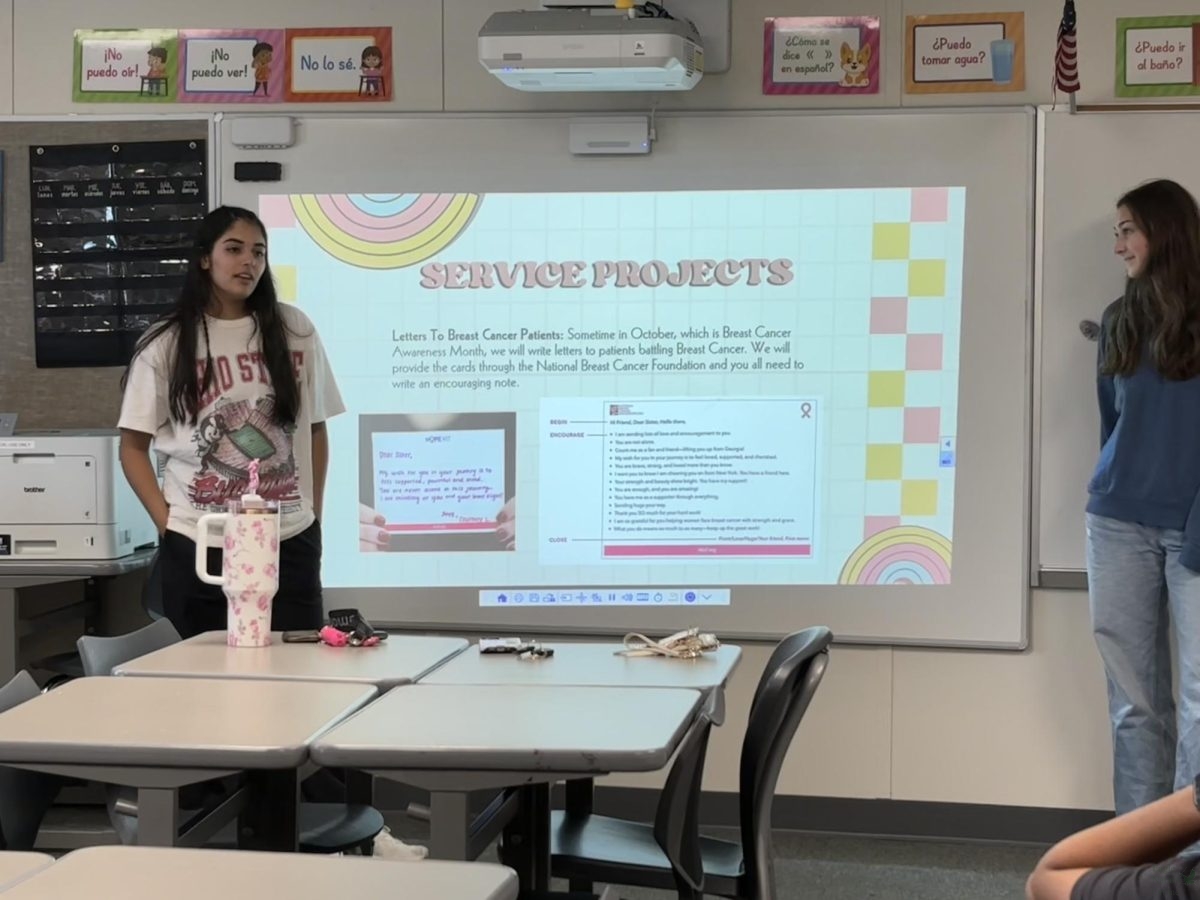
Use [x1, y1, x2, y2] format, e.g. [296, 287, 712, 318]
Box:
[1054, 0, 1080, 97]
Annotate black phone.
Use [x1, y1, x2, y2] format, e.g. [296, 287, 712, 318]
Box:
[479, 637, 526, 654]
[282, 630, 321, 643]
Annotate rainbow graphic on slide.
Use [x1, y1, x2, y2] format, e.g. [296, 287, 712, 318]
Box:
[289, 193, 481, 269]
[838, 526, 952, 586]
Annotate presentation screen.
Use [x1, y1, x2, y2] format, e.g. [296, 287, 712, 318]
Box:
[262, 187, 964, 607]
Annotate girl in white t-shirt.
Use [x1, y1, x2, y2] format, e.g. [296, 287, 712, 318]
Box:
[118, 206, 344, 638]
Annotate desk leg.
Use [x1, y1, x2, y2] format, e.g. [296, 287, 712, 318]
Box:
[428, 790, 470, 860]
[238, 771, 299, 851]
[136, 788, 179, 846]
[564, 778, 595, 893]
[530, 784, 552, 891]
[345, 769, 374, 806]
[565, 777, 593, 816]
[0, 588, 17, 682]
[502, 784, 551, 893]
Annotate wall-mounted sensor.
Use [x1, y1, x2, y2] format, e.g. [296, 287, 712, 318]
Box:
[229, 117, 295, 149]
[568, 116, 652, 156]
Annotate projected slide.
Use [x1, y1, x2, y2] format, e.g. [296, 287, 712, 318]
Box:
[262, 188, 963, 591]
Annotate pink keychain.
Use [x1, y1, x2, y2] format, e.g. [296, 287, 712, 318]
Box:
[318, 626, 380, 647]
[319, 626, 349, 647]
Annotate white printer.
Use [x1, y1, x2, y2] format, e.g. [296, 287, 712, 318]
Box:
[0, 429, 156, 560]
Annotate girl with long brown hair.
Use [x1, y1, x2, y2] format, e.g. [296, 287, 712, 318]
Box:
[1087, 178, 1200, 819]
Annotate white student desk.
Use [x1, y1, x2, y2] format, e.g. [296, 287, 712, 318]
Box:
[1, 846, 519, 900]
[0, 677, 376, 850]
[423, 640, 742, 699]
[0, 549, 156, 681]
[310, 683, 704, 892]
[109, 632, 470, 810]
[424, 641, 742, 820]
[112, 631, 470, 691]
[0, 853, 53, 893]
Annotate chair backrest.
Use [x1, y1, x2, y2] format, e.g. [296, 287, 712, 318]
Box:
[739, 626, 833, 900]
[0, 671, 61, 850]
[0, 671, 40, 709]
[652, 707, 715, 894]
[746, 629, 821, 723]
[77, 618, 182, 676]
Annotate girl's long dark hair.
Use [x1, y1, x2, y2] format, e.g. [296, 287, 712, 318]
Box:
[121, 206, 300, 426]
[1103, 179, 1200, 380]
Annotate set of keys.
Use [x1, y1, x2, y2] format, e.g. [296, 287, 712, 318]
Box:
[479, 637, 555, 660]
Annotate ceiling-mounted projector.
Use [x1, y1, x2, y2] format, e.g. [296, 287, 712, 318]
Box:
[479, 8, 704, 92]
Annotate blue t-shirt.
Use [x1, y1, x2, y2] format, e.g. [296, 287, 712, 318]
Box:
[1086, 302, 1200, 571]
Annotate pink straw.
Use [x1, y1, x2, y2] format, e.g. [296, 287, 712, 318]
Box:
[247, 459, 259, 495]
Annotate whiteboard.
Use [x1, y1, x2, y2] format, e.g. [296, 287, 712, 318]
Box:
[219, 109, 1032, 648]
[1035, 108, 1200, 582]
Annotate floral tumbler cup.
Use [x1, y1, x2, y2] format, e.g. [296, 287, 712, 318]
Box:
[194, 489, 280, 648]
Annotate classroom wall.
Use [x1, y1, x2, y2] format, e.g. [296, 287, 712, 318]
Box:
[9, 0, 1163, 115]
[0, 2, 12, 116]
[0, 119, 209, 431]
[1, 0, 1161, 814]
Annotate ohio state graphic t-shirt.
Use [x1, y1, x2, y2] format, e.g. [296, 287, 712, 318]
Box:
[118, 305, 344, 542]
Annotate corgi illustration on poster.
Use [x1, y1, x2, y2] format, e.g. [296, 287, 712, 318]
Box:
[840, 42, 871, 87]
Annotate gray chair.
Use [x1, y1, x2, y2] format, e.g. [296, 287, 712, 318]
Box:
[76, 618, 187, 845]
[77, 620, 385, 854]
[550, 626, 833, 900]
[0, 671, 62, 850]
[77, 617, 180, 681]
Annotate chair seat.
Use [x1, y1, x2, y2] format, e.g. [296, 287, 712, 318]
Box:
[298, 802, 385, 854]
[31, 651, 86, 680]
[114, 800, 383, 853]
[550, 810, 745, 886]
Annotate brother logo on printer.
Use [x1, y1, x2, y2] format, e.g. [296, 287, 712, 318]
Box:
[22, 486, 45, 493]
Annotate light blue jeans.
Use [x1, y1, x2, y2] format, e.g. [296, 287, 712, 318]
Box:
[1086, 512, 1200, 815]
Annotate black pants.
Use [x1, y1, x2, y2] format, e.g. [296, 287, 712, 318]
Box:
[160, 519, 324, 640]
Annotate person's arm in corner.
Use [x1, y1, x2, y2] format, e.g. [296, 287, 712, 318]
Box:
[311, 421, 328, 522]
[1027, 785, 1200, 900]
[119, 428, 169, 535]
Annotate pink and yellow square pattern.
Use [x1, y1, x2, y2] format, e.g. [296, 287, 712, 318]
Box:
[864, 187, 956, 532]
